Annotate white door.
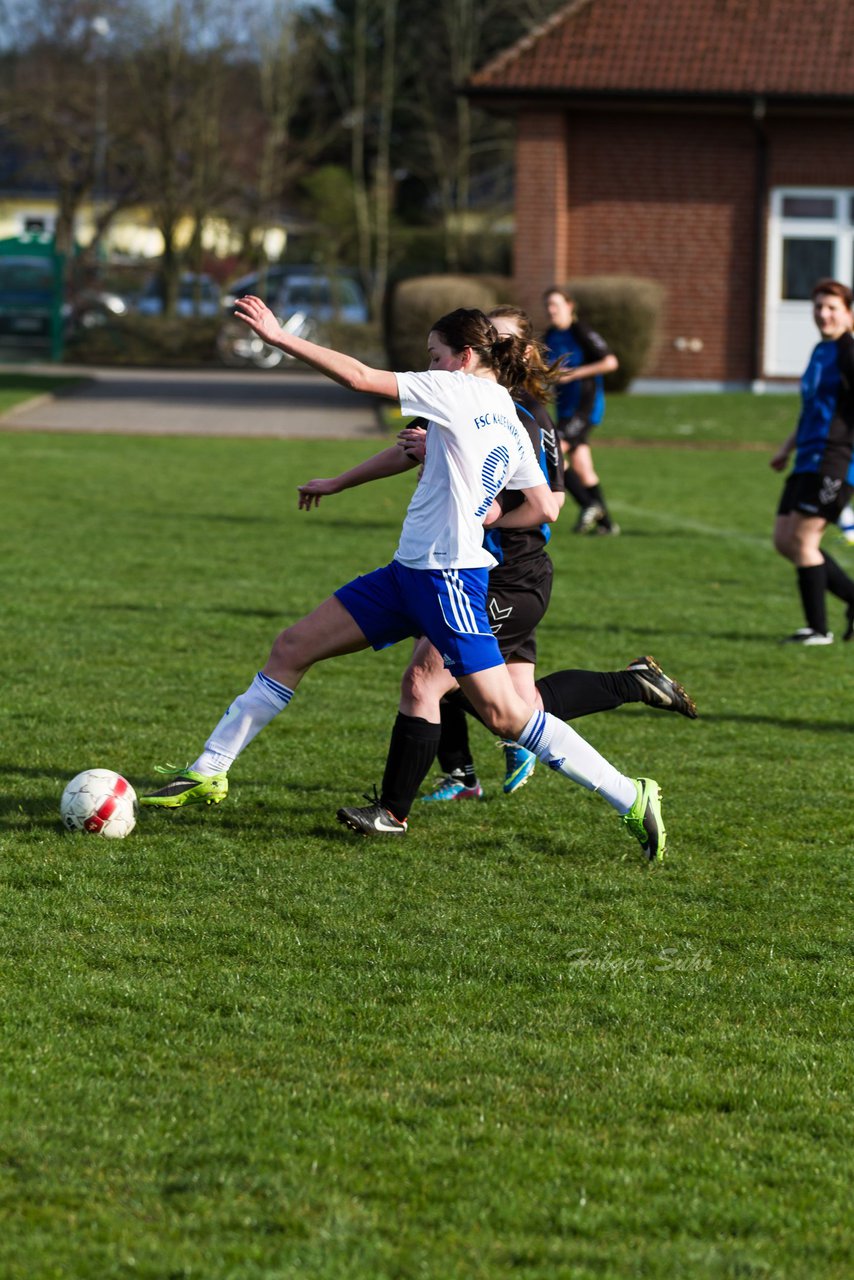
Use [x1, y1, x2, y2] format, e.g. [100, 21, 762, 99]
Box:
[764, 189, 854, 377]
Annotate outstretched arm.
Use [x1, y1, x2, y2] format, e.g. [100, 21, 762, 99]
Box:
[235, 295, 399, 399]
[298, 445, 418, 509]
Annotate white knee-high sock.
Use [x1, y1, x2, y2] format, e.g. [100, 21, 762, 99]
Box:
[190, 672, 293, 775]
[517, 710, 637, 813]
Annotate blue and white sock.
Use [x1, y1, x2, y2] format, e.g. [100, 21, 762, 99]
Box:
[517, 710, 637, 813]
[191, 671, 293, 775]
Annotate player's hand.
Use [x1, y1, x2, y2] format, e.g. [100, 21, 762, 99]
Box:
[769, 449, 790, 472]
[297, 478, 339, 509]
[234, 295, 282, 345]
[397, 425, 427, 463]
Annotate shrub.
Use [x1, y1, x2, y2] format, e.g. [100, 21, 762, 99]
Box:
[385, 274, 512, 370]
[316, 320, 384, 367]
[65, 314, 385, 371]
[560, 276, 665, 391]
[64, 315, 222, 367]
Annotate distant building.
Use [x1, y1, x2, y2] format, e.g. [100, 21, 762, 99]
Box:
[468, 0, 854, 385]
[0, 194, 290, 265]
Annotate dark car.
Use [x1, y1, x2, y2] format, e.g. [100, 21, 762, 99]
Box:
[0, 256, 57, 351]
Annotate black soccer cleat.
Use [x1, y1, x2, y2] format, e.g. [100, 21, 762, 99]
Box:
[626, 655, 698, 719]
[337, 788, 408, 836]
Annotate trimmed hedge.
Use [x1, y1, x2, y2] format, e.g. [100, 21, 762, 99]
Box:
[64, 315, 222, 367]
[385, 273, 663, 388]
[385, 275, 511, 371]
[561, 276, 665, 391]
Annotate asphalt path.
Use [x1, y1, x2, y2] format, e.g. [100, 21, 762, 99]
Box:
[0, 364, 384, 439]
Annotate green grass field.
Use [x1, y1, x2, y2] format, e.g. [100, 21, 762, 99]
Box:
[2, 395, 853, 1279]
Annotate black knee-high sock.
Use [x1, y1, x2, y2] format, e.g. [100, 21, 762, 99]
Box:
[535, 669, 643, 719]
[564, 467, 590, 509]
[822, 552, 854, 604]
[437, 697, 476, 779]
[796, 564, 828, 633]
[380, 713, 441, 820]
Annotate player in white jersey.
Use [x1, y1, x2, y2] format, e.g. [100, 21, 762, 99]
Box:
[141, 303, 666, 861]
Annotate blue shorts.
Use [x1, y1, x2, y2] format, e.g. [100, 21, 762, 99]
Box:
[335, 561, 505, 677]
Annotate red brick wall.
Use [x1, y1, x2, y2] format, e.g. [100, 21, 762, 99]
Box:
[513, 111, 570, 304]
[513, 106, 854, 381]
[767, 117, 854, 187]
[515, 108, 760, 380]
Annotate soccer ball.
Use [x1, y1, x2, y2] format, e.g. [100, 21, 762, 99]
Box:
[60, 769, 137, 838]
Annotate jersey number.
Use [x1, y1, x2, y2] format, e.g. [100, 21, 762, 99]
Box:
[474, 446, 511, 518]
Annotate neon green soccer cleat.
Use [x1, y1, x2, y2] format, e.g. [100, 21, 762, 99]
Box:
[140, 765, 228, 809]
[621, 777, 666, 863]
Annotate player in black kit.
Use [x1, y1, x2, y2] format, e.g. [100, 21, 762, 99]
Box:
[543, 287, 619, 535]
[771, 278, 854, 644]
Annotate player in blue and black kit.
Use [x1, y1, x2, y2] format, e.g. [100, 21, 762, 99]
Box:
[543, 286, 619, 535]
[772, 278, 854, 644]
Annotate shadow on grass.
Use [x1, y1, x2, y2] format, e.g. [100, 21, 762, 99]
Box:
[0, 801, 63, 834]
[539, 619, 787, 645]
[95, 603, 290, 621]
[701, 712, 853, 733]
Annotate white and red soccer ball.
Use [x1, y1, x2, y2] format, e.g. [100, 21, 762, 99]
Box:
[60, 769, 137, 838]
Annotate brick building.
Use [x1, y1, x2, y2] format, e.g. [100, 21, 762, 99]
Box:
[468, 0, 854, 385]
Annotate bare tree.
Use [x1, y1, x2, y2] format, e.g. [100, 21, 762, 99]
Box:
[231, 1, 327, 277]
[396, 0, 567, 270]
[1, 0, 113, 254]
[316, 0, 398, 316]
[123, 0, 246, 313]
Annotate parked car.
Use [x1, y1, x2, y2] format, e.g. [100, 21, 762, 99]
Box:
[0, 255, 57, 350]
[217, 308, 319, 370]
[217, 271, 369, 369]
[220, 265, 294, 311]
[135, 272, 221, 318]
[65, 285, 129, 332]
[272, 273, 368, 326]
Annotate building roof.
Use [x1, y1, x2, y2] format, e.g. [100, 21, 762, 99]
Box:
[470, 0, 854, 100]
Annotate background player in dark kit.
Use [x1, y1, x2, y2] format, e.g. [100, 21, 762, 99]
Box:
[543, 286, 619, 535]
[771, 278, 854, 644]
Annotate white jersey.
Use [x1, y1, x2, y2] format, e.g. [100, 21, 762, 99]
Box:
[393, 369, 544, 570]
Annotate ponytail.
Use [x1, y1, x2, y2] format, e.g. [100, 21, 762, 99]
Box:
[430, 307, 527, 392]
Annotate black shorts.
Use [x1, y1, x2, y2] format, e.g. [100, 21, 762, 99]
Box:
[557, 414, 597, 449]
[777, 472, 854, 523]
[487, 556, 553, 666]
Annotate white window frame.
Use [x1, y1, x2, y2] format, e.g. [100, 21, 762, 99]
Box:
[764, 187, 854, 377]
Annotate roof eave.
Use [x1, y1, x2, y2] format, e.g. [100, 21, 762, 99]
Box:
[465, 85, 854, 112]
